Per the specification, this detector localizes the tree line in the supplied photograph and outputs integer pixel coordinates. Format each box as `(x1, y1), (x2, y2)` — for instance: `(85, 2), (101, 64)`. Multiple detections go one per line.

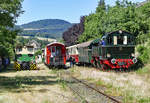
(63, 0), (150, 45)
(63, 0), (150, 64)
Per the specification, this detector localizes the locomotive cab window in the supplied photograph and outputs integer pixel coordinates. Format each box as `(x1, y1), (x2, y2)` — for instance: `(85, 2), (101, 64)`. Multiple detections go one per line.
(113, 36), (117, 45)
(123, 36), (127, 45)
(107, 36), (113, 45)
(113, 35), (128, 45)
(117, 35), (124, 45)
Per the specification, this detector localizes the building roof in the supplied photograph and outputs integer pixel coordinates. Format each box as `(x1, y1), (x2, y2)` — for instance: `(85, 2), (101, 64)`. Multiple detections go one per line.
(27, 40), (41, 48)
(106, 30), (131, 35)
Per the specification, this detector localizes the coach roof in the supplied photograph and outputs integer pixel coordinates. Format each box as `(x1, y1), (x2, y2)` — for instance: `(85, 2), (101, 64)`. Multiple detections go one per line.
(46, 42), (65, 47)
(77, 40), (94, 48)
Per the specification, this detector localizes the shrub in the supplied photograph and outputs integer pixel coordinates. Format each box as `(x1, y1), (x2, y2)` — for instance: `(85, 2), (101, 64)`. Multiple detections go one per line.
(137, 45), (150, 64)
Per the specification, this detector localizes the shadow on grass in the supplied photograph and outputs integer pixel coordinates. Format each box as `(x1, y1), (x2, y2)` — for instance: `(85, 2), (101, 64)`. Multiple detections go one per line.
(0, 75), (75, 93)
(0, 63), (17, 73)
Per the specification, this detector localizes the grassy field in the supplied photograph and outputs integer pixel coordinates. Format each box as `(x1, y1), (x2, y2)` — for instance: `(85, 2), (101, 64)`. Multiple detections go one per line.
(0, 64), (74, 103)
(17, 36), (56, 42)
(0, 63), (150, 103)
(69, 66), (150, 103)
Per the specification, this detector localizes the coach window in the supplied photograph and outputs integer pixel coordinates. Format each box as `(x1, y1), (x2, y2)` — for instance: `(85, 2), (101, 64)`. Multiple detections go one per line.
(51, 47), (56, 57)
(71, 48), (73, 54)
(56, 47), (61, 55)
(69, 49), (71, 55)
(76, 48), (79, 55)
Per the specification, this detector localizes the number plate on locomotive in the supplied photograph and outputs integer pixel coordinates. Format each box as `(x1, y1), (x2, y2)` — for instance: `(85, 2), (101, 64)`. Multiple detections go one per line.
(118, 62), (125, 65)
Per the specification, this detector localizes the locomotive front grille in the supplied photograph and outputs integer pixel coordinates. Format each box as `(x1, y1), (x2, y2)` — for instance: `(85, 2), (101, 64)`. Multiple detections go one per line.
(21, 62), (30, 70)
(106, 46), (134, 59)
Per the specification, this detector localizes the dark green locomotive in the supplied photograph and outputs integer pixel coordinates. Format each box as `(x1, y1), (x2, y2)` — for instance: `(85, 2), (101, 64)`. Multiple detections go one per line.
(91, 30), (137, 69)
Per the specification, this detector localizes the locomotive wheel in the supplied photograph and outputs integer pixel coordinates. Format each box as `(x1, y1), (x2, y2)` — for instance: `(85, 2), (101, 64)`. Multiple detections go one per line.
(97, 62), (102, 70)
(101, 64), (108, 71)
(93, 61), (97, 68)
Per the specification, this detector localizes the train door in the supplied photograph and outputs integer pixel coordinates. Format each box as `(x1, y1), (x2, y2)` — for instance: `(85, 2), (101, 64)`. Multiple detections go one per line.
(55, 46), (62, 65)
(50, 46), (56, 65)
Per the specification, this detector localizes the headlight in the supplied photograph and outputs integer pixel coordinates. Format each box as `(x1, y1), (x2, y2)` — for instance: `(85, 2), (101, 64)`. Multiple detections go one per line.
(132, 58), (137, 64)
(107, 53), (111, 58)
(131, 53), (135, 57)
(111, 59), (116, 64)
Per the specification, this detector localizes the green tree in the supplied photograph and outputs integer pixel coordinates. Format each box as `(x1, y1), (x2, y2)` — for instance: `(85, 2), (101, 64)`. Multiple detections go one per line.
(0, 0), (23, 58)
(96, 0), (106, 13)
(79, 0), (150, 43)
(79, 0), (106, 42)
(35, 50), (42, 56)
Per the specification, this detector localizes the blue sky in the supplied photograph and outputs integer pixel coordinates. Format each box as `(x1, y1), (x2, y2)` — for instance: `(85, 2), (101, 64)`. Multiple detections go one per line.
(16, 0), (145, 25)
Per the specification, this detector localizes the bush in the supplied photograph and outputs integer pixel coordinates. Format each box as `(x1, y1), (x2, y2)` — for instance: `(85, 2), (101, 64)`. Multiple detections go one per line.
(130, 58), (144, 70)
(137, 45), (150, 64)
(35, 50), (42, 56)
(137, 45), (146, 55)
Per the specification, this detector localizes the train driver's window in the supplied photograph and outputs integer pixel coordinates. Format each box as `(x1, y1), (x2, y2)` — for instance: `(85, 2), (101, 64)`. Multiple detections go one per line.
(117, 36), (123, 45)
(19, 48), (22, 52)
(113, 36), (117, 45)
(123, 36), (127, 45)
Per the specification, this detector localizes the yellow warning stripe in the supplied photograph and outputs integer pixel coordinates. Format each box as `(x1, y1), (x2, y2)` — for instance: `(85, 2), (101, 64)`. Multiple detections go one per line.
(14, 62), (21, 71)
(30, 64), (37, 70)
(14, 62), (37, 70)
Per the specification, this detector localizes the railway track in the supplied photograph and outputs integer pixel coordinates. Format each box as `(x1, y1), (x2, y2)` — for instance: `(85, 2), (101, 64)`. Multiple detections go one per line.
(61, 71), (122, 103)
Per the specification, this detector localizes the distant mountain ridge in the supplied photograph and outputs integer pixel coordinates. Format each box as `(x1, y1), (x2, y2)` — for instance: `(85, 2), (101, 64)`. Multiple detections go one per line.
(17, 19), (73, 39)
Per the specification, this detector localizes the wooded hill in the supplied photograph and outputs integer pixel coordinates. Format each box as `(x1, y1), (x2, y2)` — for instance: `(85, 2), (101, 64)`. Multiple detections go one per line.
(17, 19), (73, 39)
